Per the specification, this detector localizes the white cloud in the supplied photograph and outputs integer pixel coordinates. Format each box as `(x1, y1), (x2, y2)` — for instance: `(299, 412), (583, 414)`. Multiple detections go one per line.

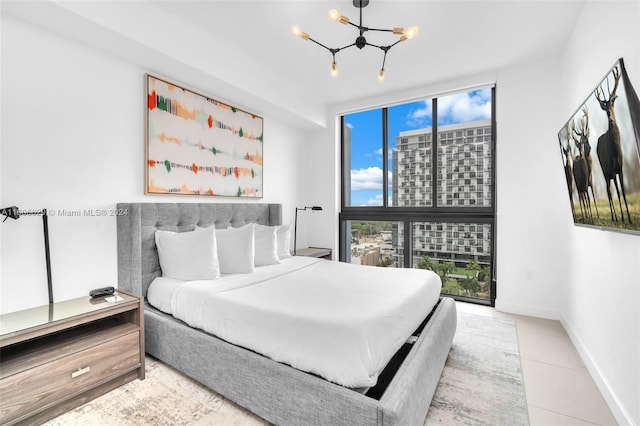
(407, 100), (432, 127)
(350, 167), (393, 190)
(360, 194), (384, 207)
(345, 122), (354, 129)
(351, 167), (383, 190)
(438, 89), (491, 123)
(405, 89), (491, 128)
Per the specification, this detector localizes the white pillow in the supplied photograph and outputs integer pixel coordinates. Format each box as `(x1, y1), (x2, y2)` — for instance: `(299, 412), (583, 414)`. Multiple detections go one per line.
(215, 224), (255, 273)
(155, 227), (220, 280)
(254, 224), (281, 266)
(276, 225), (292, 259)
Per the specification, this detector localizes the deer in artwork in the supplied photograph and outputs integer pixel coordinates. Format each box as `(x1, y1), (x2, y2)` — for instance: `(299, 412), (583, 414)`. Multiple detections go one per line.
(573, 106), (599, 220)
(572, 118), (594, 224)
(561, 136), (575, 217)
(595, 66), (632, 223)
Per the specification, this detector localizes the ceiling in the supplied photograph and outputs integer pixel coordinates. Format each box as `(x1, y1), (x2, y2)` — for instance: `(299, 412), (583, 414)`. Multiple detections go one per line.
(2, 0), (586, 128)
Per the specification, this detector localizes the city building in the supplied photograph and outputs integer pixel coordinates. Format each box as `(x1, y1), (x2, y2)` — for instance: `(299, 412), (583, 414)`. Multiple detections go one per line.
(392, 120), (493, 266)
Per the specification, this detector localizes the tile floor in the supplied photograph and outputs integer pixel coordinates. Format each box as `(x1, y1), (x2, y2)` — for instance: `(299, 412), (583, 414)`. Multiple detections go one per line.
(456, 302), (618, 426)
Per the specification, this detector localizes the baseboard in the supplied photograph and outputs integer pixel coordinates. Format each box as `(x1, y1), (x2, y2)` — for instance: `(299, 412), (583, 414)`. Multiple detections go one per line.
(494, 299), (560, 320)
(560, 316), (636, 426)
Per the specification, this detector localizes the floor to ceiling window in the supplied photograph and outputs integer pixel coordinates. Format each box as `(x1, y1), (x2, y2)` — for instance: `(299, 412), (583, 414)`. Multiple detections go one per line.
(340, 86), (496, 305)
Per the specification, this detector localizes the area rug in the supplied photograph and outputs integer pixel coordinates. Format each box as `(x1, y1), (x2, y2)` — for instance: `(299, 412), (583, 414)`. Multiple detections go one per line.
(425, 312), (529, 425)
(45, 312), (528, 426)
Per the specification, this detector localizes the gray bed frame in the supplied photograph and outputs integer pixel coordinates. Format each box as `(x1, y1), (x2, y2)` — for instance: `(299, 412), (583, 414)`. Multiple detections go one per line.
(116, 202), (457, 426)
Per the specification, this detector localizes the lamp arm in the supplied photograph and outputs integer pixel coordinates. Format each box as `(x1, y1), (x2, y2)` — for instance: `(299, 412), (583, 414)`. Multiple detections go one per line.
(366, 42), (398, 51)
(335, 43), (356, 52)
(307, 37), (333, 52)
(365, 27), (394, 33)
(346, 21), (360, 31)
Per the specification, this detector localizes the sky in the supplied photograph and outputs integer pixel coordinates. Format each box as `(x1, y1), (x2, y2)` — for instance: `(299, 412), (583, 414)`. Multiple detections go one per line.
(346, 88), (492, 206)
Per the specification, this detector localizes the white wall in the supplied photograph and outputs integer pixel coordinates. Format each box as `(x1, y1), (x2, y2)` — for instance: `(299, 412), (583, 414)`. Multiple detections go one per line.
(493, 56), (572, 319)
(558, 2), (640, 424)
(0, 15), (305, 314)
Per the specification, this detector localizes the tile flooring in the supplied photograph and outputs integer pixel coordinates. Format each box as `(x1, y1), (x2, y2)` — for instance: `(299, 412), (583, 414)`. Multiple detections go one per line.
(456, 302), (618, 426)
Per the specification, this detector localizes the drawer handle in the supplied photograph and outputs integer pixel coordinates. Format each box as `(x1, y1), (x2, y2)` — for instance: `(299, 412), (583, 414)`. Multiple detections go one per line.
(71, 366), (91, 378)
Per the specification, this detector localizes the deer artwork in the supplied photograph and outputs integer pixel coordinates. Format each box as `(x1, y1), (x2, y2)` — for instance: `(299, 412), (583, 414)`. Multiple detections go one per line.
(573, 106), (600, 220)
(561, 136), (575, 217)
(572, 117), (594, 223)
(595, 66), (632, 223)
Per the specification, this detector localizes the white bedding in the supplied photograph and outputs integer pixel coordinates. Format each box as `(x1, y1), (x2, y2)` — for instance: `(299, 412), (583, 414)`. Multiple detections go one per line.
(147, 257), (442, 388)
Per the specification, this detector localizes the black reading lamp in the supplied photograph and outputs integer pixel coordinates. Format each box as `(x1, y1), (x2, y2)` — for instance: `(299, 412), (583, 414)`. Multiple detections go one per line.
(1, 206), (54, 304)
(294, 206), (323, 255)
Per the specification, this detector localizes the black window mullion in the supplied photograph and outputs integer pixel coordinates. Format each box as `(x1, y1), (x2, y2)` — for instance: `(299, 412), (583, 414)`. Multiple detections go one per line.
(340, 115), (348, 210)
(431, 98), (438, 207)
(404, 218), (411, 267)
(382, 108), (389, 207)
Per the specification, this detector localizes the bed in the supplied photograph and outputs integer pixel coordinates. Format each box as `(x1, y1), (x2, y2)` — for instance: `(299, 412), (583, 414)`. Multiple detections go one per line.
(116, 202), (457, 426)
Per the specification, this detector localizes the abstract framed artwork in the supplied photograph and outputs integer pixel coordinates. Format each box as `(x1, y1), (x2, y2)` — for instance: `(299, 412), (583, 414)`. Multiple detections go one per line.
(557, 58), (640, 235)
(146, 74), (263, 198)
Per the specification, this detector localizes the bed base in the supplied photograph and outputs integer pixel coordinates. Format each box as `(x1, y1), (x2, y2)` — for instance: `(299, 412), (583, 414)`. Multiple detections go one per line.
(116, 203), (456, 426)
(144, 298), (455, 426)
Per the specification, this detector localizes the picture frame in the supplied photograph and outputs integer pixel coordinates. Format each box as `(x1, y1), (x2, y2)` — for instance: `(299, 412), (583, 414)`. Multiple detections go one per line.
(145, 74), (263, 198)
(557, 58), (640, 235)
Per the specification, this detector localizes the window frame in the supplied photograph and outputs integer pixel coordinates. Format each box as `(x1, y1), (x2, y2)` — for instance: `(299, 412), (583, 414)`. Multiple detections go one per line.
(339, 87), (497, 306)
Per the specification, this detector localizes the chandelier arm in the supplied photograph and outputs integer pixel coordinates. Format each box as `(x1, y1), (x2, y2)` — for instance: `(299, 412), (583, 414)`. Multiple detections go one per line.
(336, 43), (357, 51)
(364, 42), (387, 50)
(307, 37), (334, 52)
(365, 27), (394, 33)
(381, 49), (388, 69)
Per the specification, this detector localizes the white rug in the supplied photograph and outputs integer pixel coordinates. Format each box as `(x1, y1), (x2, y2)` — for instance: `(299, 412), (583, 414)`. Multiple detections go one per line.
(426, 312), (529, 425)
(46, 312), (528, 425)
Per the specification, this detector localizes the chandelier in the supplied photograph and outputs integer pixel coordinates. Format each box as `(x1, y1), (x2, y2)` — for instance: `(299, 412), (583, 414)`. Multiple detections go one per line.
(291, 0), (419, 81)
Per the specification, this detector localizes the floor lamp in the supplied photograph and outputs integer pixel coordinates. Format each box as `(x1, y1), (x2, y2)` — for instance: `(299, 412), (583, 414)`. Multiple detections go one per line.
(1, 206), (54, 304)
(294, 206), (322, 255)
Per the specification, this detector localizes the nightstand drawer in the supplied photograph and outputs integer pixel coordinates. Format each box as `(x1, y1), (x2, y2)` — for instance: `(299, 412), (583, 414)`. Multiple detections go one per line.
(0, 331), (140, 424)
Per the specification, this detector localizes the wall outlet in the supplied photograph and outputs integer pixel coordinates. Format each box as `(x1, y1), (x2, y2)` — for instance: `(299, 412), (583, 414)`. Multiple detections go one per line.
(525, 270), (534, 280)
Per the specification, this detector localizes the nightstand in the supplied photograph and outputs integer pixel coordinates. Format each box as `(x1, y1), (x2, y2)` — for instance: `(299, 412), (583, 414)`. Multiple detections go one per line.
(295, 247), (332, 260)
(0, 290), (144, 425)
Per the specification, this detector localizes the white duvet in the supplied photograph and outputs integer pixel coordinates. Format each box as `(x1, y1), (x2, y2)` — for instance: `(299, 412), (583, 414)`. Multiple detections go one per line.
(147, 257), (441, 388)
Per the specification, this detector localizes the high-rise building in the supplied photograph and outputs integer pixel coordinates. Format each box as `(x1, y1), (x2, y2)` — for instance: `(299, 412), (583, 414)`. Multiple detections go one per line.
(392, 119), (493, 266)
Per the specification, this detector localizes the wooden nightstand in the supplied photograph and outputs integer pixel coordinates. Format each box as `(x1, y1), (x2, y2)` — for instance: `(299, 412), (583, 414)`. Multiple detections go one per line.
(0, 290), (144, 425)
(295, 247), (332, 260)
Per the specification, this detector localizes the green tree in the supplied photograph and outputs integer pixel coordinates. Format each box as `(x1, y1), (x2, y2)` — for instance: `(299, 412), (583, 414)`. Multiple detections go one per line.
(443, 279), (463, 296)
(438, 261), (455, 282)
(467, 260), (480, 272)
(461, 276), (481, 296)
(417, 256), (436, 271)
(478, 266), (491, 282)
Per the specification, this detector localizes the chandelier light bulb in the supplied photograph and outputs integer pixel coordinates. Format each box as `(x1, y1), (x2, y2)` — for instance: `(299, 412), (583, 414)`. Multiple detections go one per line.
(403, 26), (419, 39)
(291, 26), (310, 40)
(329, 9), (350, 24)
(331, 61), (338, 77)
(378, 69), (385, 82)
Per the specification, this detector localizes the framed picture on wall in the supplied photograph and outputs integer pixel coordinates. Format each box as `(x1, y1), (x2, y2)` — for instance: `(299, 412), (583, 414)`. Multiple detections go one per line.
(145, 74), (263, 198)
(557, 58), (640, 235)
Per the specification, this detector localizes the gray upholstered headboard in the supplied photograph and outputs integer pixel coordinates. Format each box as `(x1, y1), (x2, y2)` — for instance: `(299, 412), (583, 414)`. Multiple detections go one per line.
(116, 203), (282, 298)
